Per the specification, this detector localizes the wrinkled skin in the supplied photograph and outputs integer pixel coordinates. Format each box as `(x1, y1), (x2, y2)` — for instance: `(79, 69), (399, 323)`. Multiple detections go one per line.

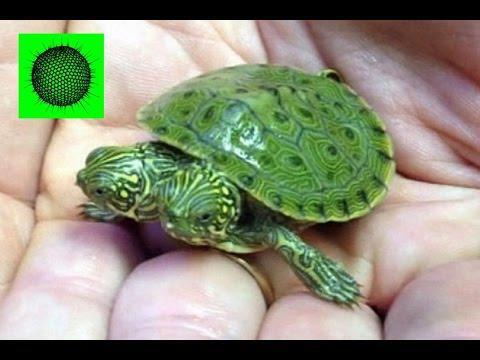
(0, 20), (479, 339)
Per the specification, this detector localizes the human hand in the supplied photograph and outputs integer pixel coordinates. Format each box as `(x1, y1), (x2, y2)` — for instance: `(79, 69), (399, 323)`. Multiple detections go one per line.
(0, 20), (478, 339)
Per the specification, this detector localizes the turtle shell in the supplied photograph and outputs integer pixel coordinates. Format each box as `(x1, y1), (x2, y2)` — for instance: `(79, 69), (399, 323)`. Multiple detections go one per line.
(137, 64), (395, 222)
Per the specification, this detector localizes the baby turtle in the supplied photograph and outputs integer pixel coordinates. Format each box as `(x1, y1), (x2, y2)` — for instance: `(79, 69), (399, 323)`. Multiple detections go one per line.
(77, 64), (395, 306)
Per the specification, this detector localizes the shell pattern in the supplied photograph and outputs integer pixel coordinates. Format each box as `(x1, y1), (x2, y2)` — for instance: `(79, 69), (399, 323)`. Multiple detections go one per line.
(138, 64), (395, 223)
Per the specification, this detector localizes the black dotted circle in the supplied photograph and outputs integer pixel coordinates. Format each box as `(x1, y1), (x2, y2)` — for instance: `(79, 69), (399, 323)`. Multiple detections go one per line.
(31, 45), (91, 106)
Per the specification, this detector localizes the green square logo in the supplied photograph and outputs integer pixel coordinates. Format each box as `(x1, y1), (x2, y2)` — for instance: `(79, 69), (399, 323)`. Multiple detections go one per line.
(19, 33), (104, 119)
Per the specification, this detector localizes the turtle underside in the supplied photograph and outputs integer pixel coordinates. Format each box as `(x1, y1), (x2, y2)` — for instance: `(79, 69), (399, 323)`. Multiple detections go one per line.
(137, 64), (395, 223)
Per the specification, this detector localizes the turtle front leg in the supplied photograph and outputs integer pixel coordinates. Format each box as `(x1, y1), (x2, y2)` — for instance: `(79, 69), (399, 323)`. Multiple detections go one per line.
(265, 226), (362, 306)
(79, 201), (121, 222)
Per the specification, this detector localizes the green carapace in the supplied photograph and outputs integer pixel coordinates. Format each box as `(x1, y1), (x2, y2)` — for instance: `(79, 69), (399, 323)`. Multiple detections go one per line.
(77, 64), (395, 306)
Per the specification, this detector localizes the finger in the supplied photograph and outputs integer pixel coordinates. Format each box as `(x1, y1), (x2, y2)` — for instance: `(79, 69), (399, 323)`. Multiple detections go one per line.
(307, 21), (480, 189)
(257, 20), (326, 71)
(0, 20), (65, 202)
(0, 221), (143, 339)
(109, 250), (266, 339)
(0, 193), (34, 301)
(258, 293), (382, 339)
(385, 260), (480, 339)
(66, 20), (265, 127)
(365, 177), (480, 309)
(139, 222), (190, 255)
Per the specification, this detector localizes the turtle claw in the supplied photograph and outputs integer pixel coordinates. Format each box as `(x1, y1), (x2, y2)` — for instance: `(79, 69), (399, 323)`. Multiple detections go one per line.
(344, 292), (366, 309)
(77, 202), (119, 222)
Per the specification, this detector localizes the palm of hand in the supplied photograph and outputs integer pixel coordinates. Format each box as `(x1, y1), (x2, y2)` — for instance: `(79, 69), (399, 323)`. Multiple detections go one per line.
(0, 20), (479, 339)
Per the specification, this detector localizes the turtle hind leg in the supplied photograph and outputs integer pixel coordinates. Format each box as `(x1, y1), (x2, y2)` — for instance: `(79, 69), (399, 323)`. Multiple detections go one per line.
(79, 202), (121, 222)
(267, 226), (362, 307)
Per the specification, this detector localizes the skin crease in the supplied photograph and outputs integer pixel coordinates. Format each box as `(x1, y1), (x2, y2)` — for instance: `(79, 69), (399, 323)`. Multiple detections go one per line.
(0, 20), (479, 339)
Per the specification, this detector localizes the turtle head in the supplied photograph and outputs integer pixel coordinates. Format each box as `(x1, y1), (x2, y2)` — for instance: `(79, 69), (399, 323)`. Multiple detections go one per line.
(77, 145), (148, 220)
(157, 166), (242, 243)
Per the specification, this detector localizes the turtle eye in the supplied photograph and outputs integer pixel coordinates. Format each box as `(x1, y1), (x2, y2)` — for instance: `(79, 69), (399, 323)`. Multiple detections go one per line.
(94, 187), (106, 196)
(196, 213), (212, 223)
